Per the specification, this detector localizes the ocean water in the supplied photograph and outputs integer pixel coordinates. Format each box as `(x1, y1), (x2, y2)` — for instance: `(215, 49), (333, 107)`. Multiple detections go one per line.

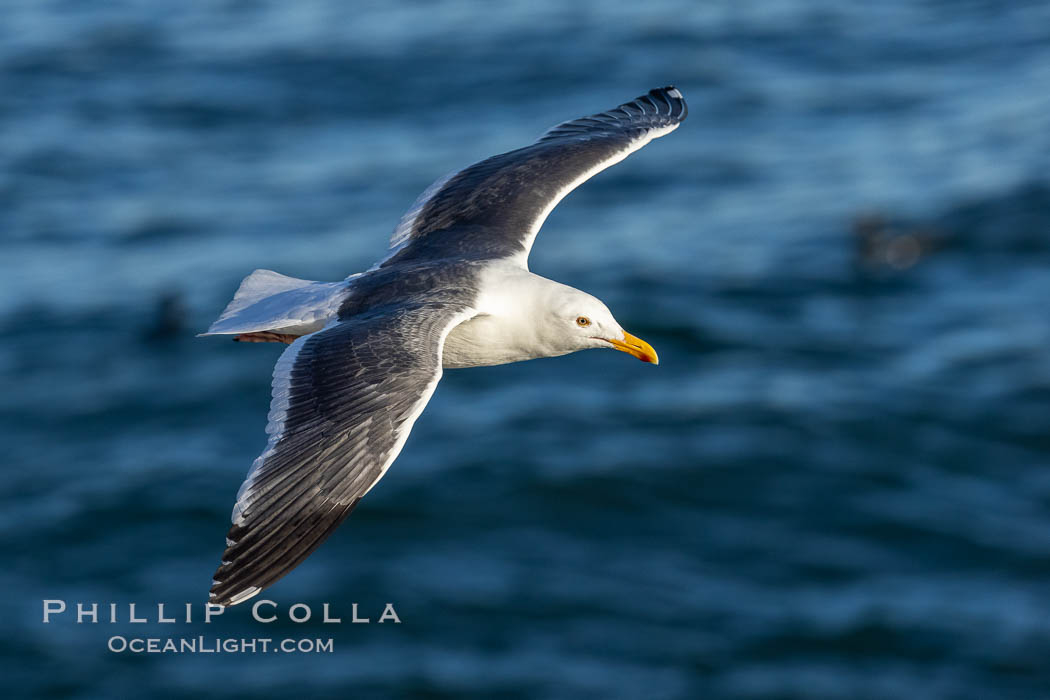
(3, 1), (1050, 698)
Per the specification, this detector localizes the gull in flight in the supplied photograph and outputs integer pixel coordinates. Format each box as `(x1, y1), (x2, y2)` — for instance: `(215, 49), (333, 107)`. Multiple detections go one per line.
(202, 86), (687, 605)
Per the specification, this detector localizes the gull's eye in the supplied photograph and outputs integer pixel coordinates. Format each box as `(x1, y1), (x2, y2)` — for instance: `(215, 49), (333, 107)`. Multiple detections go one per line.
(576, 316), (591, 327)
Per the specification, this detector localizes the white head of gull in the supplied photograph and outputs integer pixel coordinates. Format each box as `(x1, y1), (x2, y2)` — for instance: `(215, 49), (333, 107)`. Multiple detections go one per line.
(200, 86), (687, 606)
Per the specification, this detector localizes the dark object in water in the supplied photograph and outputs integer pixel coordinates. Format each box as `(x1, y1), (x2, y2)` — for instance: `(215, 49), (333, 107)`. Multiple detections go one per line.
(853, 213), (944, 271)
(144, 291), (187, 341)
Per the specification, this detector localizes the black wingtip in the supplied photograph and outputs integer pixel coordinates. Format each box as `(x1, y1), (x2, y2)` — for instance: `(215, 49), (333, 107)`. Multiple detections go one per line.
(649, 86), (687, 119)
(207, 497), (363, 608)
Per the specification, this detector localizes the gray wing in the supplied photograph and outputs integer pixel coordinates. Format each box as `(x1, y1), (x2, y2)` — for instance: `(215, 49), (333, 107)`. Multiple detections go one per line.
(210, 301), (474, 606)
(382, 86), (687, 268)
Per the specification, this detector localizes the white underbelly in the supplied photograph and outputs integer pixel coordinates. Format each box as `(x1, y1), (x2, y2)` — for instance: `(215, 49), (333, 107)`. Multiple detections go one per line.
(443, 314), (540, 368)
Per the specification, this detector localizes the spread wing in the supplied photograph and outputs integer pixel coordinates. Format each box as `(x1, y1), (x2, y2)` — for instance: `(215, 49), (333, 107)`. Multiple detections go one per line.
(209, 301), (474, 606)
(381, 86), (687, 269)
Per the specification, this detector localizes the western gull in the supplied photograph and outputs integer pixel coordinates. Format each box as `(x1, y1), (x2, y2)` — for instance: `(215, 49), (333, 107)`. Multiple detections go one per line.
(202, 86), (687, 606)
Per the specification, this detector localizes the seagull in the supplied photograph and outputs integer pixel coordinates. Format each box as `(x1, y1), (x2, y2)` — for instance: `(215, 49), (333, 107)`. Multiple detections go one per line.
(202, 86), (687, 606)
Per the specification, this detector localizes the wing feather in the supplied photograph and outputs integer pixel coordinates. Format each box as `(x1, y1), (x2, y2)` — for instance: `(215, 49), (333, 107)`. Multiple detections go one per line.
(209, 302), (474, 606)
(381, 86), (687, 268)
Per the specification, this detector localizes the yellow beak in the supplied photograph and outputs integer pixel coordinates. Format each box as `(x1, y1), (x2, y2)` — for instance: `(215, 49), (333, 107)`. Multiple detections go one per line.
(606, 331), (659, 365)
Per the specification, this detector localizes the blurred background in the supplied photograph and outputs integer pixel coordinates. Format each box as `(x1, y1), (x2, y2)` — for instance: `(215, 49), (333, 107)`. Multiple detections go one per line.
(3, 1), (1049, 698)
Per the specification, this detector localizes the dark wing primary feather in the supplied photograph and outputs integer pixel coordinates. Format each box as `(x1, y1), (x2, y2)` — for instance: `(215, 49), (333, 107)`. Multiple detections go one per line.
(382, 86), (687, 268)
(210, 301), (474, 606)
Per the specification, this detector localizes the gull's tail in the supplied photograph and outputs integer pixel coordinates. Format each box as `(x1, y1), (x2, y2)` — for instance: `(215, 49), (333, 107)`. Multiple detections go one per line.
(199, 269), (348, 338)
